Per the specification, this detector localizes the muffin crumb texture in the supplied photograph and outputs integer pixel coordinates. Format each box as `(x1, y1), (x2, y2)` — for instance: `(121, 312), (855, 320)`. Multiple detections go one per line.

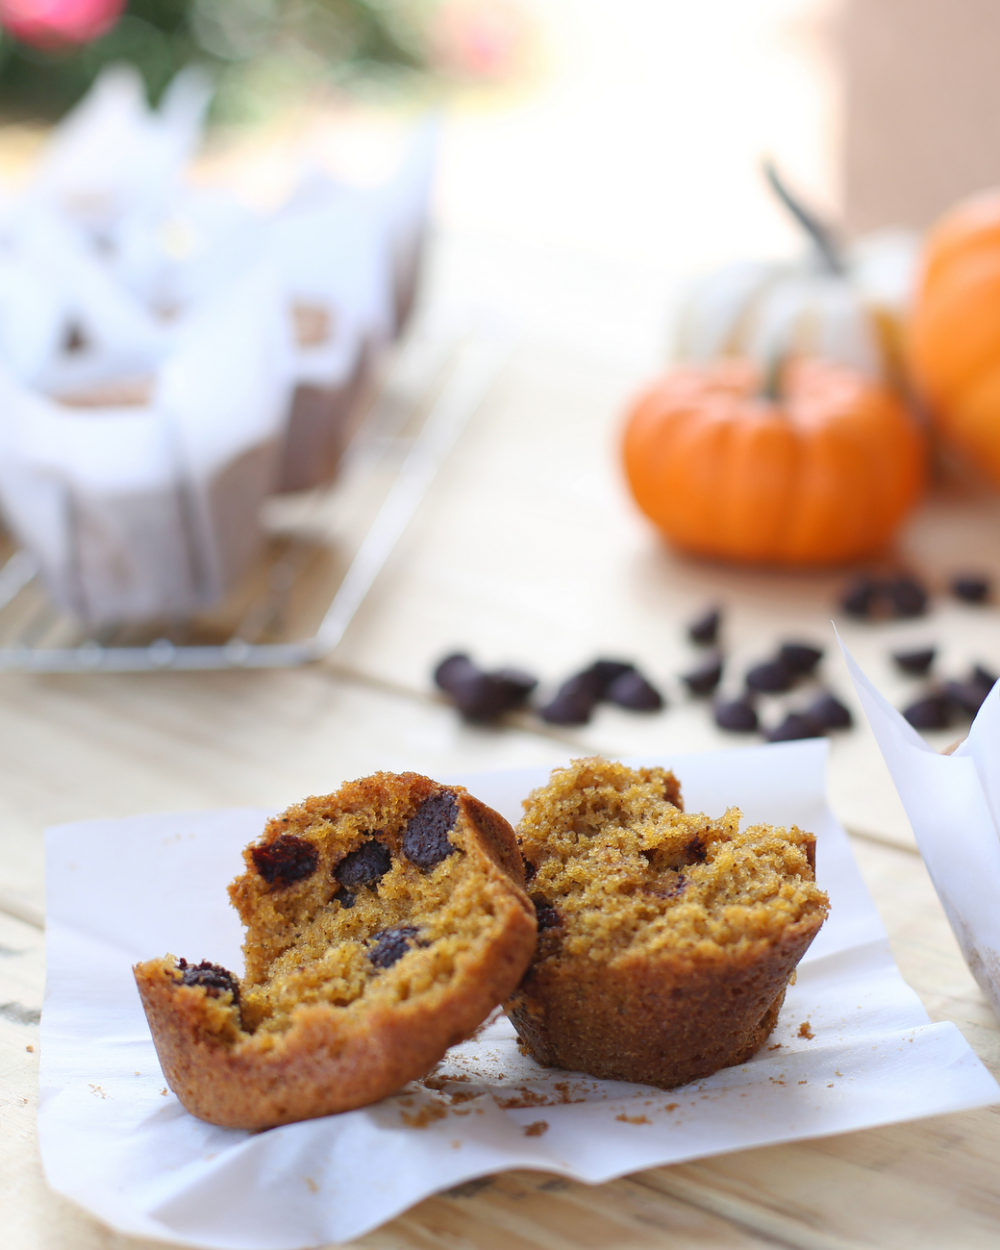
(506, 757), (828, 1089)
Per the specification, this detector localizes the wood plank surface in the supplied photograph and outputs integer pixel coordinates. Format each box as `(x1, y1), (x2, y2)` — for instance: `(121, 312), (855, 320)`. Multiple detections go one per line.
(2, 296), (1000, 1250)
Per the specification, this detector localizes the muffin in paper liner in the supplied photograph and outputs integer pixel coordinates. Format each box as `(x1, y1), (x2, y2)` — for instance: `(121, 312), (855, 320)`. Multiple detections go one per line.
(0, 267), (292, 626)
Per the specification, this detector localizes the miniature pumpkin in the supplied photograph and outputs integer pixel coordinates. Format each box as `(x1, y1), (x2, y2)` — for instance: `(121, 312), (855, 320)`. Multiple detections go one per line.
(908, 189), (1000, 482)
(674, 163), (918, 386)
(622, 358), (926, 566)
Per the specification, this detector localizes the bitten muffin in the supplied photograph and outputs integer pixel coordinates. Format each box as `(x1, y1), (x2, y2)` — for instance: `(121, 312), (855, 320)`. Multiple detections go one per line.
(134, 772), (536, 1130)
(505, 757), (829, 1088)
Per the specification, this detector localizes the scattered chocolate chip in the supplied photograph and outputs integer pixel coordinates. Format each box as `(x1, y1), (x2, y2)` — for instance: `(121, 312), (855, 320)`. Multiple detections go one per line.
(581, 658), (637, 696)
(433, 653), (538, 722)
(368, 926), (420, 969)
(951, 573), (992, 604)
(402, 790), (459, 869)
(901, 693), (954, 731)
(886, 575), (929, 618)
(777, 641), (824, 676)
(334, 838), (392, 891)
(803, 691), (853, 731)
(839, 576), (878, 619)
(765, 711), (825, 742)
(681, 653), (724, 697)
(178, 959), (241, 1007)
(538, 675), (597, 725)
(746, 657), (796, 694)
(892, 646), (937, 676)
(687, 606), (722, 646)
(943, 679), (989, 718)
(531, 896), (561, 931)
(251, 834), (319, 886)
(971, 663), (998, 691)
(433, 651), (477, 693)
(713, 695), (758, 733)
(605, 668), (664, 711)
(492, 667), (538, 705)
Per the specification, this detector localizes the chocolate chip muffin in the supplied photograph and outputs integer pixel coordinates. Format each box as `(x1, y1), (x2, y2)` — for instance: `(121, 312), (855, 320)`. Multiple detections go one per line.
(505, 757), (828, 1089)
(134, 773), (536, 1130)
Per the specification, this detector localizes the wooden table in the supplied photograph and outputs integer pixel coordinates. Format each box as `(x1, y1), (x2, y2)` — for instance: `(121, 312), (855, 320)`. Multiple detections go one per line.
(3, 237), (1000, 1250)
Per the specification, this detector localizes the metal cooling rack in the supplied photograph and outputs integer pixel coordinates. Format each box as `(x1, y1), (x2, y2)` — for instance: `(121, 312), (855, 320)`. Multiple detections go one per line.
(0, 336), (507, 672)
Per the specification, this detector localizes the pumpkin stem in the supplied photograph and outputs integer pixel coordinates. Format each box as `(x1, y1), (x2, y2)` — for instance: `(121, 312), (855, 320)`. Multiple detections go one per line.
(763, 158), (846, 276)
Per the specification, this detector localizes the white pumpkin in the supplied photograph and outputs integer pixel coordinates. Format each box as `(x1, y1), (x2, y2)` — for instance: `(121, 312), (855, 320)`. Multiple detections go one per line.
(672, 165), (920, 384)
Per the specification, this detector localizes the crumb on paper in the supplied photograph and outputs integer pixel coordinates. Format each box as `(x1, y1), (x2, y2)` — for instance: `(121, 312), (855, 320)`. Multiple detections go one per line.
(523, 1120), (549, 1137)
(88, 1083), (108, 1099)
(160, 1088), (169, 1097)
(663, 1102), (679, 1112)
(400, 1103), (448, 1128)
(451, 1139), (462, 1149)
(25, 1044), (34, 1053)
(798, 1020), (815, 1040)
(768, 1042), (782, 1050)
(304, 1177), (318, 1194)
(615, 1113), (650, 1125)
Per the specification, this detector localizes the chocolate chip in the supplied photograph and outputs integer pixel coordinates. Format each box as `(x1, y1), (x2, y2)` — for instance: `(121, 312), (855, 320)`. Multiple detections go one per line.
(581, 658), (636, 697)
(803, 691), (853, 731)
(433, 653), (538, 722)
(681, 653), (723, 697)
(492, 667), (538, 704)
(943, 679), (989, 718)
(368, 926), (420, 969)
(334, 838), (392, 891)
(178, 959), (241, 1007)
(433, 651), (477, 693)
(687, 606), (722, 646)
(605, 668), (664, 711)
(839, 576), (878, 619)
(951, 574), (992, 604)
(765, 712), (824, 742)
(886, 575), (929, 618)
(972, 663), (998, 691)
(902, 693), (954, 730)
(746, 657), (796, 694)
(892, 646), (937, 676)
(531, 896), (561, 931)
(522, 858), (537, 882)
(684, 835), (708, 863)
(251, 834), (319, 886)
(338, 892), (356, 908)
(402, 790), (459, 869)
(778, 641), (824, 677)
(713, 695), (759, 733)
(538, 675), (597, 725)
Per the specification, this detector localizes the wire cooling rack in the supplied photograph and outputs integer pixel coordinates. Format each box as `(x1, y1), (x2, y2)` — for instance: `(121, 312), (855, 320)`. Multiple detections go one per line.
(0, 335), (507, 672)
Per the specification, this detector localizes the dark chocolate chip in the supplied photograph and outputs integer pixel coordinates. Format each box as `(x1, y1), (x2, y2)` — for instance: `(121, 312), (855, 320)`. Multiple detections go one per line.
(902, 693), (954, 731)
(251, 834), (319, 886)
(746, 657), (796, 694)
(804, 691), (853, 731)
(402, 790), (459, 869)
(972, 663), (998, 691)
(713, 695), (759, 733)
(522, 858), (537, 883)
(368, 926), (420, 969)
(687, 606), (722, 646)
(434, 653), (537, 721)
(605, 668), (664, 711)
(334, 838), (392, 891)
(951, 574), (992, 604)
(886, 575), (929, 618)
(492, 666), (538, 705)
(684, 835), (708, 864)
(943, 680), (987, 718)
(338, 892), (356, 909)
(178, 959), (241, 1007)
(538, 675), (597, 725)
(531, 896), (561, 931)
(839, 576), (878, 619)
(765, 712), (825, 742)
(433, 651), (477, 694)
(681, 653), (724, 697)
(581, 658), (637, 697)
(777, 641), (824, 676)
(892, 646), (937, 676)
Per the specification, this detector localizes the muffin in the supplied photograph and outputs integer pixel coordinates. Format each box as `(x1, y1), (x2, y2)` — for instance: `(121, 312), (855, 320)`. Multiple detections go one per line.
(134, 772), (536, 1130)
(505, 757), (829, 1088)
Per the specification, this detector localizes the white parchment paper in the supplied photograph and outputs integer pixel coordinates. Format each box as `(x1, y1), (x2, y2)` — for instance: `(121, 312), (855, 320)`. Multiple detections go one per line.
(39, 742), (1000, 1249)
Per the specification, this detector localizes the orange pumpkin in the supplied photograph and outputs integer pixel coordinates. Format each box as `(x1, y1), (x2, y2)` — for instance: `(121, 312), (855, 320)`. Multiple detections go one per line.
(909, 190), (1000, 482)
(621, 359), (926, 566)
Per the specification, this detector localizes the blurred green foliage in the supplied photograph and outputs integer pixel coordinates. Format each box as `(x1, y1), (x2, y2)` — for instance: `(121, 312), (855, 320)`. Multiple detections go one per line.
(0, 0), (434, 121)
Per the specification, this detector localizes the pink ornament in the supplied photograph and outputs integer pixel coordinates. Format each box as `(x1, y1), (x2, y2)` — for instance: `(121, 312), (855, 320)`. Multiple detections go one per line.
(0, 0), (125, 48)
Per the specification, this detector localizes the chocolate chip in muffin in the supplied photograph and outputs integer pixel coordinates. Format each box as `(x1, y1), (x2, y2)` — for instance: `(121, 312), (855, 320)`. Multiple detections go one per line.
(531, 896), (562, 931)
(368, 926), (421, 969)
(892, 646), (937, 676)
(713, 695), (759, 733)
(950, 573), (992, 605)
(178, 959), (241, 1007)
(681, 653), (724, 697)
(334, 838), (392, 891)
(777, 641), (824, 677)
(605, 668), (664, 711)
(402, 791), (459, 869)
(687, 606), (722, 646)
(251, 834), (319, 886)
